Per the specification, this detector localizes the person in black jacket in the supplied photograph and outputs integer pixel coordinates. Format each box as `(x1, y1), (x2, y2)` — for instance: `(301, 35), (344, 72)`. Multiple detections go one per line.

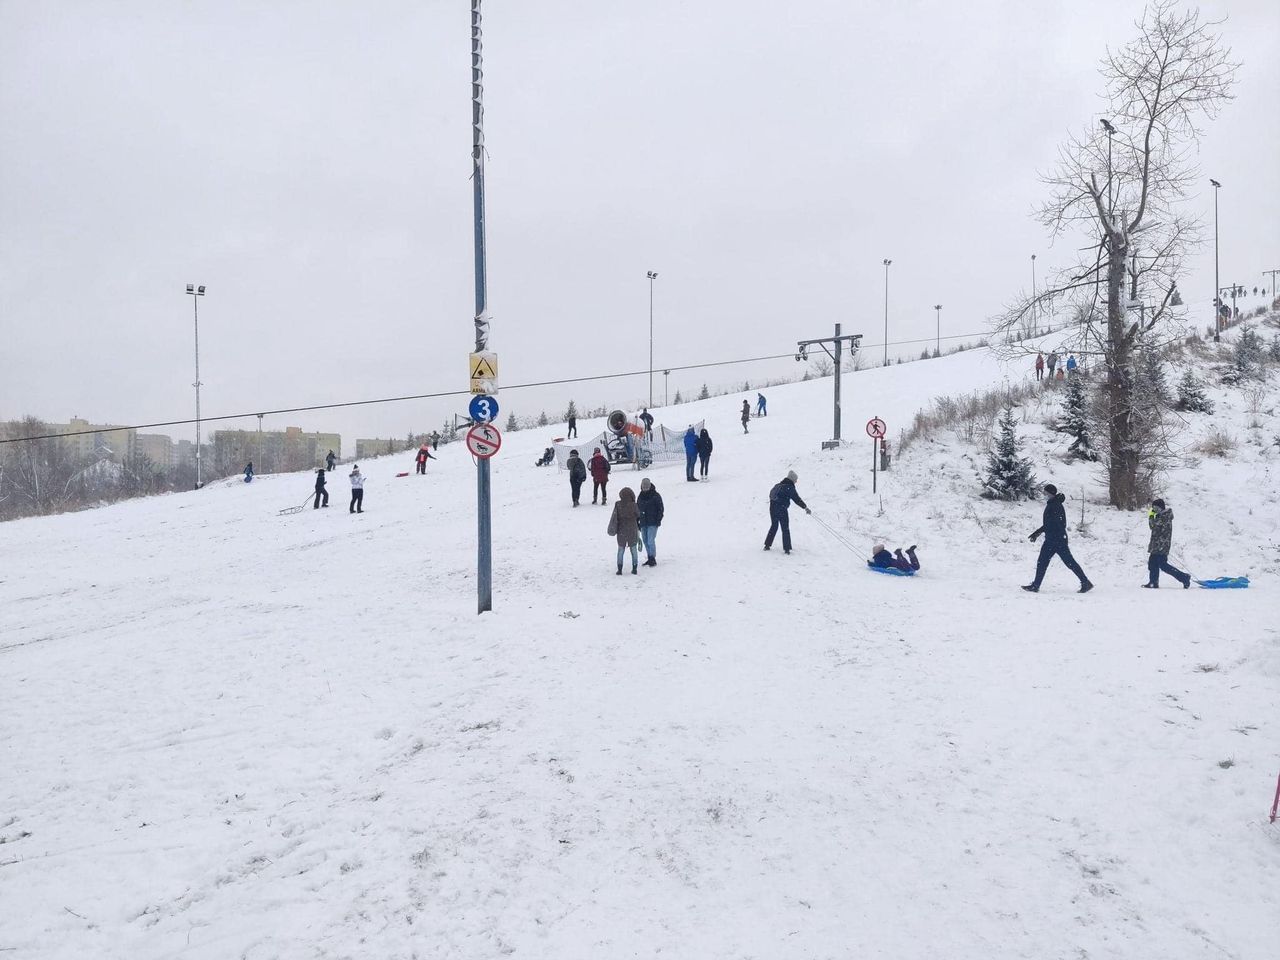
(764, 470), (810, 554)
(637, 477), (664, 566)
(1023, 483), (1092, 593)
(566, 449), (587, 507)
(696, 428), (713, 478)
(313, 468), (330, 509)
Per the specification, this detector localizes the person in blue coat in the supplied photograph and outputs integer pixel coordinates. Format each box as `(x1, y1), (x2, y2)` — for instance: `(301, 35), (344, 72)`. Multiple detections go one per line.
(764, 470), (810, 554)
(683, 427), (698, 482)
(243, 461), (254, 483)
(756, 392), (767, 416)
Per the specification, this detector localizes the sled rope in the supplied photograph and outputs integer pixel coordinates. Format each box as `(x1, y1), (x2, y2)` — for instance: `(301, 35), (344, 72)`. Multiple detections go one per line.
(809, 512), (870, 561)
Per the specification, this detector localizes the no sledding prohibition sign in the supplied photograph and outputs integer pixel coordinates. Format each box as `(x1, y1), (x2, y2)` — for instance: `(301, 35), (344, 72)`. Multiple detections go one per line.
(465, 423), (502, 460)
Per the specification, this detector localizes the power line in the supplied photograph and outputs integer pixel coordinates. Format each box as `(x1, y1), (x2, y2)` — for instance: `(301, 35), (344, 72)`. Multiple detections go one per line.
(0, 331), (993, 446)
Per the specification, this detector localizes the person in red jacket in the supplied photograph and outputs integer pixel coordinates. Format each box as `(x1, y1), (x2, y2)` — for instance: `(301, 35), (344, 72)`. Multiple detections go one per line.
(414, 444), (435, 475)
(588, 447), (611, 505)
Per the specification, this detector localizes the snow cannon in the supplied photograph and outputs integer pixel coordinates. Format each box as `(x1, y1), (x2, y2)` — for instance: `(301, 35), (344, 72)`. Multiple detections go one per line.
(604, 410), (647, 465)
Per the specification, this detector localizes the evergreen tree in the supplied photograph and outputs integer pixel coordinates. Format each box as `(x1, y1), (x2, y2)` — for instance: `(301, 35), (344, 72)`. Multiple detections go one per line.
(698, 383), (710, 400)
(673, 390), (683, 404)
(981, 405), (1039, 500)
(564, 399), (579, 422)
(1174, 369), (1214, 413)
(1137, 347), (1171, 408)
(537, 410), (549, 427)
(742, 380), (751, 391)
(438, 419), (455, 444)
(505, 412), (519, 432)
(1058, 375), (1099, 461)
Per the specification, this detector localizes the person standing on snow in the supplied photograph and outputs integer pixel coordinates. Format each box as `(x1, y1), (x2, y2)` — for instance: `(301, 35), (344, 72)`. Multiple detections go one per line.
(639, 408), (654, 440)
(326, 450), (336, 472)
(567, 412), (578, 439)
(741, 399), (751, 434)
(348, 464), (365, 513)
(696, 428), (713, 478)
(415, 443), (434, 475)
(1046, 350), (1059, 380)
(764, 470), (810, 554)
(313, 468), (330, 509)
(757, 392), (767, 416)
(1035, 353), (1045, 381)
(683, 427), (699, 482)
(566, 448), (587, 507)
(1023, 483), (1092, 593)
(1144, 498), (1190, 588)
(637, 477), (664, 566)
(607, 486), (641, 575)
(1066, 354), (1078, 377)
(244, 461), (254, 483)
(589, 447), (611, 505)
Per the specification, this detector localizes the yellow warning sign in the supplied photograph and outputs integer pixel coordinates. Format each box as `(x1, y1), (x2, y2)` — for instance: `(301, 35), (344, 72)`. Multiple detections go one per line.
(469, 351), (499, 395)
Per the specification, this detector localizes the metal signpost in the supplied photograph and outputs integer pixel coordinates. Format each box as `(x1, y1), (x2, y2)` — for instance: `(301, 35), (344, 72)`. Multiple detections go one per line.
(867, 416), (887, 493)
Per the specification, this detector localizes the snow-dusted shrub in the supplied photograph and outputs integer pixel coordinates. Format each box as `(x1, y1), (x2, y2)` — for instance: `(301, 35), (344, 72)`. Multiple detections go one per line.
(1174, 370), (1214, 413)
(980, 405), (1038, 500)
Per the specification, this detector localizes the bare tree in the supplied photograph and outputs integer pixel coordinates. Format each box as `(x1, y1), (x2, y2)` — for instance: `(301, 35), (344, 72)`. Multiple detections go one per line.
(995, 2), (1236, 508)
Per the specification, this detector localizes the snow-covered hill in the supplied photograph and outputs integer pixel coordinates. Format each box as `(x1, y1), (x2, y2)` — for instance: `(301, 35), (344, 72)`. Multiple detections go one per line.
(2, 329), (1277, 959)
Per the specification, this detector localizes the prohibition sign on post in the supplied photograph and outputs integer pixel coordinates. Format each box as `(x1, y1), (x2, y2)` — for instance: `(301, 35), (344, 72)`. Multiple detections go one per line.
(465, 423), (502, 460)
(866, 417), (887, 439)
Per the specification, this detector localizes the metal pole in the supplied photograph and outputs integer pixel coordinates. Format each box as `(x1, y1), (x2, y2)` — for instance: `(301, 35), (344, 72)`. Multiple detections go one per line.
(871, 430), (877, 494)
(934, 304), (941, 355)
(1212, 179), (1220, 342)
(1031, 254), (1037, 335)
(471, 0), (492, 614)
(647, 271), (656, 409)
(193, 293), (202, 489)
(833, 322), (842, 442)
(663, 369), (670, 407)
(882, 259), (891, 365)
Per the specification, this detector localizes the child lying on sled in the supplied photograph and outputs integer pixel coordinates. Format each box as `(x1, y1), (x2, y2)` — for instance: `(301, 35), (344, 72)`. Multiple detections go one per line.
(868, 544), (919, 572)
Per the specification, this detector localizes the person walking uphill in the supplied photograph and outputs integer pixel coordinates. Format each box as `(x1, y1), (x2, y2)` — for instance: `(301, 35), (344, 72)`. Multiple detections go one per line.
(348, 464), (365, 513)
(313, 468), (329, 509)
(683, 427), (699, 482)
(589, 447), (611, 504)
(637, 477), (664, 566)
(326, 450), (336, 472)
(764, 470), (810, 554)
(608, 487), (641, 575)
(741, 399), (751, 434)
(696, 428), (713, 478)
(1144, 498), (1190, 588)
(1035, 352), (1045, 381)
(1046, 350), (1059, 380)
(566, 449), (587, 507)
(1022, 483), (1092, 593)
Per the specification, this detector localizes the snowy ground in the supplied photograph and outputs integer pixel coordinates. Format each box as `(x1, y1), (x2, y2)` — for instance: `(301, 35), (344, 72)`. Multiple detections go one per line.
(2, 330), (1278, 959)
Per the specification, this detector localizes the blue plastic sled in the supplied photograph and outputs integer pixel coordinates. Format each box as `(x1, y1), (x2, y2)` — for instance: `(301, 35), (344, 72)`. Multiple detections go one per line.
(867, 565), (917, 577)
(1194, 576), (1249, 589)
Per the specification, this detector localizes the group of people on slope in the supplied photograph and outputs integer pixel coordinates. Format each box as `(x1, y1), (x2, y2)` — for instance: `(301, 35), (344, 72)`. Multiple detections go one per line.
(312, 464), (365, 513)
(1034, 351), (1078, 382)
(563, 447), (614, 507)
(606, 477), (666, 574)
(682, 427), (714, 481)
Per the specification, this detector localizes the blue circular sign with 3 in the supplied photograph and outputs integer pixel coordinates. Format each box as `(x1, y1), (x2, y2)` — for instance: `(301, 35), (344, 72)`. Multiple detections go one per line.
(469, 395), (500, 422)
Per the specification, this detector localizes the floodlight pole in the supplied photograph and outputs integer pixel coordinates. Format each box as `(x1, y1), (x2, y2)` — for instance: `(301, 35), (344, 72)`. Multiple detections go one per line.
(647, 271), (658, 408)
(882, 259), (892, 365)
(471, 0), (492, 614)
(185, 284), (205, 489)
(1210, 178), (1221, 342)
(796, 327), (863, 444)
(934, 304), (942, 355)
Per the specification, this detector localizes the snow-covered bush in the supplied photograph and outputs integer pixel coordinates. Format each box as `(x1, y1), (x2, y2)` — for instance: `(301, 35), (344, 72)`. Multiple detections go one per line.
(980, 405), (1038, 501)
(1058, 375), (1099, 461)
(1175, 369), (1214, 413)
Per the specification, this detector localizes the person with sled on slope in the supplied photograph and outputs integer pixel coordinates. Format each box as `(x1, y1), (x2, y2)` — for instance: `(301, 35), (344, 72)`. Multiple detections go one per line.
(348, 464), (365, 513)
(535, 445), (555, 467)
(607, 486), (641, 575)
(566, 449), (587, 507)
(1144, 498), (1190, 589)
(326, 450), (336, 472)
(313, 468), (330, 509)
(589, 447), (611, 505)
(683, 427), (699, 482)
(764, 470), (810, 554)
(415, 443), (435, 475)
(869, 544), (919, 572)
(637, 477), (664, 566)
(1022, 483), (1092, 593)
(741, 399), (751, 433)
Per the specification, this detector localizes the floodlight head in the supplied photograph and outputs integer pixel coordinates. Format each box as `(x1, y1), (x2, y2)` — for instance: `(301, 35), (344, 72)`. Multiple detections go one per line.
(883, 258), (892, 266)
(934, 304), (942, 310)
(1209, 178), (1221, 188)
(647, 271), (658, 280)
(186, 284), (194, 294)
(1100, 118), (1115, 134)
(197, 285), (205, 295)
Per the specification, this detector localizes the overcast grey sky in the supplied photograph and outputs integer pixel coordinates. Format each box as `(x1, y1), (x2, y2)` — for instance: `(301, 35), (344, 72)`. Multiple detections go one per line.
(2, 0), (1277, 450)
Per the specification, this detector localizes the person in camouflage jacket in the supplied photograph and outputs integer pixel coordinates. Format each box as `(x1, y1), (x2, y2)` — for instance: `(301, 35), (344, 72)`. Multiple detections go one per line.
(1144, 498), (1190, 589)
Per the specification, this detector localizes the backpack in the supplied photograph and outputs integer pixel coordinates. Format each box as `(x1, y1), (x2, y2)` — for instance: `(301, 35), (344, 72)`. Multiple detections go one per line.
(569, 458), (586, 482)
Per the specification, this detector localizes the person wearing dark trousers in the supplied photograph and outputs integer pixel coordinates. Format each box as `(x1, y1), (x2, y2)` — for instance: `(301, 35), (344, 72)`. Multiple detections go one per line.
(566, 449), (587, 506)
(431, 431), (440, 450)
(683, 427), (698, 481)
(637, 477), (664, 565)
(589, 447), (611, 504)
(313, 469), (330, 509)
(869, 544), (919, 571)
(639, 409), (654, 440)
(696, 428), (713, 478)
(741, 400), (751, 433)
(757, 393), (767, 416)
(244, 462), (254, 483)
(567, 414), (577, 439)
(415, 444), (434, 475)
(1023, 483), (1092, 593)
(764, 470), (809, 554)
(348, 465), (365, 513)
(1144, 498), (1190, 588)
(326, 450), (336, 472)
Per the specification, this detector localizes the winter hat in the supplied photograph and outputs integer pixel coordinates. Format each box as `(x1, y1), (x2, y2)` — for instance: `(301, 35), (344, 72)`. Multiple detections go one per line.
(1043, 483), (1058, 496)
(641, 478), (652, 491)
(1152, 498), (1165, 510)
(787, 470), (798, 483)
(570, 450), (578, 456)
(872, 543), (885, 554)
